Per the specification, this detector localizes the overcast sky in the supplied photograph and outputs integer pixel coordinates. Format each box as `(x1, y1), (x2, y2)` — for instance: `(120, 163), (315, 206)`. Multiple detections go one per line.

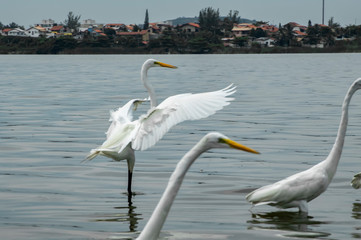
(1, 0), (360, 28)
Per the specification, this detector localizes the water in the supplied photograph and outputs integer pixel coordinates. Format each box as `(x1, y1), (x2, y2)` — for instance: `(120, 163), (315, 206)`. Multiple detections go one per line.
(1, 53), (361, 240)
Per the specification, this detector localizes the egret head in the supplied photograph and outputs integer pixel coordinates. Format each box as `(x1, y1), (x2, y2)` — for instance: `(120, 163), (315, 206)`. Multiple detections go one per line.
(143, 59), (177, 70)
(203, 132), (260, 154)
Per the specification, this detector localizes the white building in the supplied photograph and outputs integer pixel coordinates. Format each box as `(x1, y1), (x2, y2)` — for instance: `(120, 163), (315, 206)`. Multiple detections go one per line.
(8, 28), (27, 37)
(38, 19), (56, 31)
(81, 19), (96, 28)
(26, 26), (47, 38)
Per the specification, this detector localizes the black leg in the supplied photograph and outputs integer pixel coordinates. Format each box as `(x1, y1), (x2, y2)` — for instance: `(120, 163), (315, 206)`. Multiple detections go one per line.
(127, 170), (133, 196)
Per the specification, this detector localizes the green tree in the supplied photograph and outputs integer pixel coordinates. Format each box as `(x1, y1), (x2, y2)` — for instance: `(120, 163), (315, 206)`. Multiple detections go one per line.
(6, 22), (24, 29)
(344, 25), (361, 38)
(234, 36), (248, 47)
(133, 24), (141, 32)
(51, 37), (77, 54)
(250, 28), (267, 38)
(308, 20), (312, 28)
(104, 28), (116, 37)
(277, 24), (296, 47)
(305, 24), (320, 45)
(198, 7), (220, 32)
(143, 9), (149, 30)
(328, 17), (340, 28)
(221, 10), (240, 35)
(64, 11), (81, 32)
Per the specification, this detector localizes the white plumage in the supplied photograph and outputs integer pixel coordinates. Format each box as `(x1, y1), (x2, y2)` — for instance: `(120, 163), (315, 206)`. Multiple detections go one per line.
(246, 77), (361, 213)
(132, 85), (236, 151)
(85, 59), (236, 195)
(137, 132), (259, 240)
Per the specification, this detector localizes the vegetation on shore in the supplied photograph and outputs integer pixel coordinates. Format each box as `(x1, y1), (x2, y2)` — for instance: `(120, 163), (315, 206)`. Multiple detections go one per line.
(1, 7), (361, 54)
(1, 35), (360, 54)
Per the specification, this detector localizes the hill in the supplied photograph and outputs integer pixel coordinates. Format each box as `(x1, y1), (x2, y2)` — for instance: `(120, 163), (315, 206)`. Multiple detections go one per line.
(162, 16), (256, 25)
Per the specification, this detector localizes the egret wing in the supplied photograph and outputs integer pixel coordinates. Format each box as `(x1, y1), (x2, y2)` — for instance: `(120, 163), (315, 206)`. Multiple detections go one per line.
(132, 85), (236, 151)
(246, 166), (329, 206)
(106, 98), (148, 139)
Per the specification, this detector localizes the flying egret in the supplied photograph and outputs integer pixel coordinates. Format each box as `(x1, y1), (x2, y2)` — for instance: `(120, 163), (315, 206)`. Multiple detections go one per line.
(136, 132), (259, 240)
(246, 78), (361, 213)
(85, 59), (236, 196)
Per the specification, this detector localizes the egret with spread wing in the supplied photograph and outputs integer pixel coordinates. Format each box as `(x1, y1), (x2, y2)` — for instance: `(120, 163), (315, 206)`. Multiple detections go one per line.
(85, 59), (236, 195)
(137, 132), (259, 240)
(246, 78), (361, 213)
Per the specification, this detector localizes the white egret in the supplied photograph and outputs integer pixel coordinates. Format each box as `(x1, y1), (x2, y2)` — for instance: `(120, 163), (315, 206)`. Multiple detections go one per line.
(246, 78), (361, 213)
(136, 132), (260, 240)
(85, 59), (236, 195)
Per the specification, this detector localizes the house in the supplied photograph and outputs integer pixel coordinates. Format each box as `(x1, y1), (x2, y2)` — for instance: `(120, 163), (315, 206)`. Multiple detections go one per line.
(260, 24), (279, 37)
(50, 25), (65, 34)
(38, 19), (56, 31)
(1, 28), (12, 36)
(254, 37), (276, 47)
(221, 37), (237, 48)
(125, 24), (136, 32)
(81, 19), (96, 28)
(293, 30), (307, 37)
(116, 30), (149, 43)
(27, 26), (47, 38)
(148, 23), (161, 34)
(287, 22), (307, 33)
(93, 29), (107, 37)
(179, 23), (200, 34)
(232, 23), (257, 37)
(8, 28), (27, 37)
(104, 23), (126, 31)
(156, 23), (173, 32)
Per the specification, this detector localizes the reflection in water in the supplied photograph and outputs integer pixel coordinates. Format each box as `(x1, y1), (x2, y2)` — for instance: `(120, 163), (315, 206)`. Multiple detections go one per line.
(247, 211), (331, 238)
(352, 202), (361, 238)
(94, 198), (141, 232)
(352, 202), (361, 220)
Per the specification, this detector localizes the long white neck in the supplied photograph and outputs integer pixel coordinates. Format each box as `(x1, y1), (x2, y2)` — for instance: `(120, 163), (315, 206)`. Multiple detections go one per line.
(324, 83), (357, 179)
(137, 140), (208, 240)
(141, 65), (157, 108)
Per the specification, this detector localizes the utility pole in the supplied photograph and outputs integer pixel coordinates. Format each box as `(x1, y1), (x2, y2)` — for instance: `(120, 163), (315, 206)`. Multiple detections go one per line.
(322, 0), (325, 25)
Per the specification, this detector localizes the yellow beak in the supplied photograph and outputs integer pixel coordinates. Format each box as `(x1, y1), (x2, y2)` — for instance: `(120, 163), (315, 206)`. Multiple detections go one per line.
(223, 138), (260, 154)
(156, 61), (177, 69)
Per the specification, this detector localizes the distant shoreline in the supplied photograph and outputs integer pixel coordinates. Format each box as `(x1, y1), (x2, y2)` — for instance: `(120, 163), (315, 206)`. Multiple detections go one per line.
(2, 46), (360, 54)
(1, 35), (361, 55)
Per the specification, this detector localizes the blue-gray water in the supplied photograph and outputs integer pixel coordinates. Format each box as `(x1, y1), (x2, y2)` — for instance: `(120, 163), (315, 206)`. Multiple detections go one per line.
(1, 53), (361, 240)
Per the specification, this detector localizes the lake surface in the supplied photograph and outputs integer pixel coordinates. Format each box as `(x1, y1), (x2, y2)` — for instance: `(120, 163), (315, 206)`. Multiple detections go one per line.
(1, 53), (361, 240)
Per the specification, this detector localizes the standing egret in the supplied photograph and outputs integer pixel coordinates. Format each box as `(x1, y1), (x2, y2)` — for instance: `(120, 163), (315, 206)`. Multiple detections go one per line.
(246, 78), (361, 213)
(85, 59), (236, 196)
(137, 132), (260, 240)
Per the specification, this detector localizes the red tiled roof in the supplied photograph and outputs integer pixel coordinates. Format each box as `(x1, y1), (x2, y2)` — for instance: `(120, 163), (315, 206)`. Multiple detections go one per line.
(126, 25), (134, 31)
(187, 23), (200, 28)
(105, 23), (124, 26)
(50, 25), (64, 31)
(260, 25), (279, 32)
(294, 30), (307, 36)
(116, 30), (148, 36)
